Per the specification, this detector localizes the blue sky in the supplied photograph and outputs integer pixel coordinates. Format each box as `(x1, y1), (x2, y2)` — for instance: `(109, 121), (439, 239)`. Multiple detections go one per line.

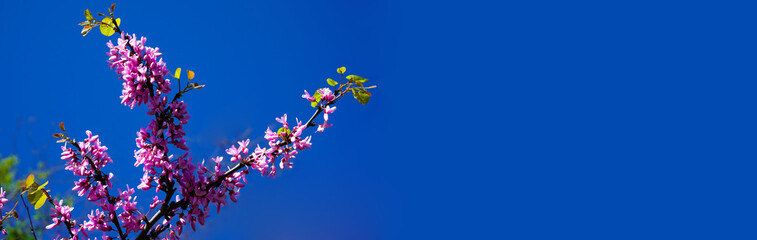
(1, 0), (756, 239)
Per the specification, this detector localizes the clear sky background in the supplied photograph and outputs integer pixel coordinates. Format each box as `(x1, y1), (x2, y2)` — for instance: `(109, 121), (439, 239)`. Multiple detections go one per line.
(0, 0), (756, 239)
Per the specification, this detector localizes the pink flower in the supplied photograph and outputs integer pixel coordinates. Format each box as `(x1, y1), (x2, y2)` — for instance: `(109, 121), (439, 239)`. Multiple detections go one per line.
(294, 136), (313, 150)
(225, 139), (250, 162)
(317, 88), (335, 102)
(150, 196), (164, 209)
(318, 105), (336, 132)
(302, 90), (315, 102)
(264, 127), (279, 141)
(324, 106), (336, 114)
(47, 200), (74, 230)
(137, 172), (153, 191)
(0, 187), (7, 210)
(276, 114), (289, 128)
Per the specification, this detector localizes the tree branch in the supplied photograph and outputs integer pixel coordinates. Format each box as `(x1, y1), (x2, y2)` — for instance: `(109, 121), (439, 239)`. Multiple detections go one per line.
(134, 91), (346, 240)
(19, 194), (38, 240)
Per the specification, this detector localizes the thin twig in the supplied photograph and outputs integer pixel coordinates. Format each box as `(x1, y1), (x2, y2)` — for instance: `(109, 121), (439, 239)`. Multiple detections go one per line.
(19, 194), (38, 240)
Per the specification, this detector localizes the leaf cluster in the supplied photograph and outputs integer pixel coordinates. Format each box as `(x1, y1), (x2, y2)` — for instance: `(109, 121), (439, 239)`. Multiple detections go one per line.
(79, 4), (121, 37)
(312, 66), (376, 107)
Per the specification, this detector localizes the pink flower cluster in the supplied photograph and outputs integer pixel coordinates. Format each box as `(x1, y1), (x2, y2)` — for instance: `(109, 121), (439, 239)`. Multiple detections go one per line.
(49, 24), (353, 239)
(257, 114), (313, 176)
(61, 131), (113, 200)
(59, 130), (144, 239)
(302, 88), (337, 132)
(46, 200), (76, 233)
(107, 33), (171, 109)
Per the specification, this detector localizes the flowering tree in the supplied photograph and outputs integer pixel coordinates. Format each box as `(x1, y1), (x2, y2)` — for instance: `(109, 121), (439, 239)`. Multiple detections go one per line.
(0, 4), (375, 240)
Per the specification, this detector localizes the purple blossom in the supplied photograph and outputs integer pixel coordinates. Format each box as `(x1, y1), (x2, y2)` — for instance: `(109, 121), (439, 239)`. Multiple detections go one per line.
(46, 200), (74, 230)
(225, 139), (250, 162)
(107, 33), (170, 109)
(82, 209), (112, 232)
(276, 114), (289, 128)
(317, 106), (336, 132)
(49, 19), (359, 239)
(302, 90), (315, 102)
(317, 88), (335, 102)
(150, 196), (164, 209)
(264, 127), (279, 141)
(324, 106), (336, 115)
(0, 187), (7, 209)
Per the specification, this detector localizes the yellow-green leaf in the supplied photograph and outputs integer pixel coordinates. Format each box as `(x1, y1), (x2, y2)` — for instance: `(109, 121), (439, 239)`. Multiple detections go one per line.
(357, 89), (370, 105)
(346, 75), (367, 83)
(25, 174), (34, 189)
(34, 194), (47, 209)
(84, 9), (94, 21)
(27, 189), (40, 206)
(100, 18), (116, 36)
(187, 70), (195, 80)
(175, 68), (182, 79)
(337, 66), (346, 74)
(38, 181), (48, 190)
(327, 78), (337, 86)
(277, 127), (291, 136)
(114, 18), (121, 28)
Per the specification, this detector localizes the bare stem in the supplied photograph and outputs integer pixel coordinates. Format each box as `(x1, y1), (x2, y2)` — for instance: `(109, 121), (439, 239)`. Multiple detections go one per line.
(19, 194), (38, 240)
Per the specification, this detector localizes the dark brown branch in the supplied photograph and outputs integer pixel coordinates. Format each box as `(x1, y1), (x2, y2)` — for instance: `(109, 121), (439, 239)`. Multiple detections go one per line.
(19, 194), (38, 240)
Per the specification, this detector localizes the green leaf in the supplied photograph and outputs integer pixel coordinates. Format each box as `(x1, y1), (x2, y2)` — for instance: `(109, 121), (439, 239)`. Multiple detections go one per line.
(84, 9), (94, 21)
(337, 66), (346, 74)
(100, 18), (116, 36)
(27, 188), (40, 205)
(357, 89), (370, 105)
(27, 186), (47, 210)
(327, 78), (338, 86)
(351, 88), (359, 99)
(276, 127), (291, 136)
(311, 91), (322, 107)
(345, 75), (367, 82)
